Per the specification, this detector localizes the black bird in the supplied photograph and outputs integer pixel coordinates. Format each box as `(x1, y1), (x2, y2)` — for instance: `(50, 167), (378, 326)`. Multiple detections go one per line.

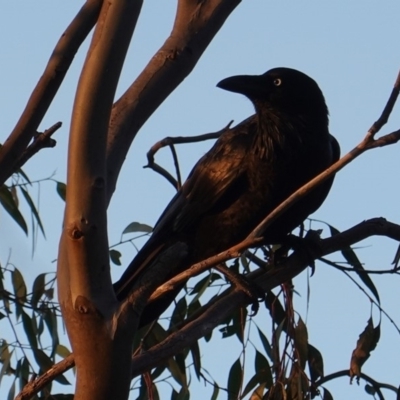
(114, 67), (340, 325)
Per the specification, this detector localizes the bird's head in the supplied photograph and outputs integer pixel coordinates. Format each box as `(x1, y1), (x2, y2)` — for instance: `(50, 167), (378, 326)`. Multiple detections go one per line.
(217, 67), (329, 127)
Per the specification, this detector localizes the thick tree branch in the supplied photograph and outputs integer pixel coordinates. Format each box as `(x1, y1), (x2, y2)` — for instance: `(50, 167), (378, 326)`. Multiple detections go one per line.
(61, 0), (141, 308)
(105, 0), (241, 202)
(0, 0), (103, 185)
(57, 2), (143, 399)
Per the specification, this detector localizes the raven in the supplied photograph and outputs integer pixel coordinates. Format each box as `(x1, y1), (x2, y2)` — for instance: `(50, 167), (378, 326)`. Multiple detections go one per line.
(114, 67), (340, 326)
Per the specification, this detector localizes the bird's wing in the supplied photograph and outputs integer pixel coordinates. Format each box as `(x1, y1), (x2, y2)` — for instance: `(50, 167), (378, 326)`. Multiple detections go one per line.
(153, 117), (256, 236)
(114, 117), (256, 301)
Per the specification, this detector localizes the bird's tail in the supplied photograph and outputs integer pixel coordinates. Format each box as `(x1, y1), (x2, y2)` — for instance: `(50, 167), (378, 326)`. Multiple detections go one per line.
(113, 240), (186, 327)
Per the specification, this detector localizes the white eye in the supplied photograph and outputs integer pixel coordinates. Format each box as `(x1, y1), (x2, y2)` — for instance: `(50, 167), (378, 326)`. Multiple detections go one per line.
(273, 78), (282, 86)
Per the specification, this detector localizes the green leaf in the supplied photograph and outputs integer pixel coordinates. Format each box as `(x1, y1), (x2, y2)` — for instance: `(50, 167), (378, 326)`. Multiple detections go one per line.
(190, 341), (201, 380)
(37, 316), (44, 336)
(255, 350), (270, 373)
(109, 249), (122, 266)
(189, 273), (220, 305)
(242, 373), (260, 398)
(167, 356), (187, 388)
(44, 310), (59, 357)
(294, 317), (308, 369)
(211, 384), (219, 400)
(33, 348), (70, 385)
(257, 326), (272, 360)
(308, 343), (324, 382)
(169, 296), (187, 330)
(56, 181), (66, 201)
(22, 310), (38, 349)
(365, 384), (376, 395)
(16, 168), (31, 184)
(0, 345), (12, 385)
(0, 185), (28, 234)
(242, 352), (272, 397)
(220, 308), (246, 343)
(323, 386), (334, 400)
(187, 299), (201, 318)
(265, 290), (286, 330)
(7, 380), (15, 400)
(31, 273), (46, 308)
(56, 344), (71, 359)
(122, 221), (152, 234)
(33, 348), (53, 372)
(328, 224), (380, 303)
(18, 357), (30, 389)
(227, 357), (242, 400)
(175, 387), (189, 400)
(20, 187), (45, 237)
(12, 268), (27, 302)
(55, 373), (70, 386)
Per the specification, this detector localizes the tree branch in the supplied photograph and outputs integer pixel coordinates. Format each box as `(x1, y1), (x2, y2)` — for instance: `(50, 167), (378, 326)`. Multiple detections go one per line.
(0, 0), (103, 185)
(57, 2), (143, 399)
(12, 122), (61, 173)
(313, 369), (398, 399)
(105, 0), (241, 202)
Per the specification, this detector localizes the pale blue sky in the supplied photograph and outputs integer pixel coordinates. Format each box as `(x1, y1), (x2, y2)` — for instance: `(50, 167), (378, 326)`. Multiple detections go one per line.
(1, 1), (400, 399)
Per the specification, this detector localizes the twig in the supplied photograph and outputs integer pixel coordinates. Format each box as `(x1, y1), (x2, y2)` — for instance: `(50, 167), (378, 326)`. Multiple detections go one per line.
(321, 258), (400, 275)
(150, 237), (261, 301)
(144, 121), (233, 189)
(368, 70), (400, 136)
(12, 122), (61, 172)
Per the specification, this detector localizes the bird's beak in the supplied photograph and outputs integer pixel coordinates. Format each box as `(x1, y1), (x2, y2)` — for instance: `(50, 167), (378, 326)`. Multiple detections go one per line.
(217, 74), (265, 98)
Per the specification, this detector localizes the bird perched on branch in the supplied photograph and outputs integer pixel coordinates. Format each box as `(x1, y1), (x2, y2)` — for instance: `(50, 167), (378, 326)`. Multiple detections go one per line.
(114, 67), (340, 326)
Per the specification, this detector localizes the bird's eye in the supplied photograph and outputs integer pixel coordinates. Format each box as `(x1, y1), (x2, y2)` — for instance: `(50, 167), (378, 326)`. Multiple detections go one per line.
(273, 78), (282, 86)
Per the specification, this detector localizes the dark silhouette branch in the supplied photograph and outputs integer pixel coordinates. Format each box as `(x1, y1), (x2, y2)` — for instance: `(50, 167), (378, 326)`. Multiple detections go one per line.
(0, 0), (103, 186)
(144, 121), (233, 189)
(368, 70), (400, 136)
(313, 369), (398, 400)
